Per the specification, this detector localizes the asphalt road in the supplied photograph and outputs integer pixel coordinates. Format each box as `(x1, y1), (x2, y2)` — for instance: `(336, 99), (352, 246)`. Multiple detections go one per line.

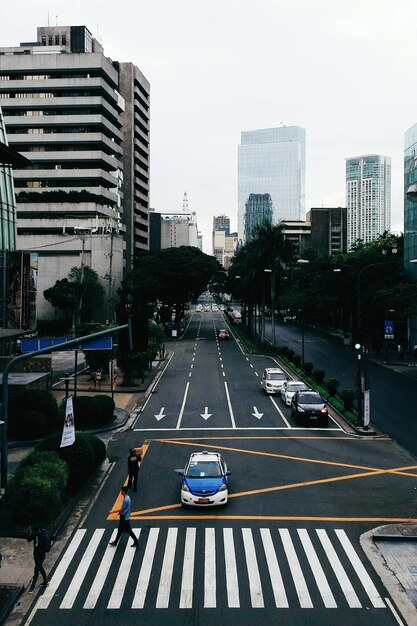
(25, 311), (417, 626)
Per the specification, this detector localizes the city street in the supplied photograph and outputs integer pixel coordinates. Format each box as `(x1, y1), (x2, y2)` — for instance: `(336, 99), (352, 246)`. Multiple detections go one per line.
(24, 310), (417, 625)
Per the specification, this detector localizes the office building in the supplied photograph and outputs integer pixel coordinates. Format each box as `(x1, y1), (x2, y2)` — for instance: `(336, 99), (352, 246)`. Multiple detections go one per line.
(213, 214), (230, 235)
(244, 193), (273, 241)
(404, 124), (417, 349)
(155, 210), (198, 249)
(238, 126), (306, 241)
(0, 25), (150, 321)
(306, 207), (347, 258)
(345, 154), (391, 249)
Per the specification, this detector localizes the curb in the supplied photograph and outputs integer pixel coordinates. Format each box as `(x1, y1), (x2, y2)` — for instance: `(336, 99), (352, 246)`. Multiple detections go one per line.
(0, 586), (24, 626)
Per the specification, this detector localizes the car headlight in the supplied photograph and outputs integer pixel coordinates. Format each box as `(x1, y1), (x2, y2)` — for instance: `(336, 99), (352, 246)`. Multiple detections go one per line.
(297, 406), (305, 412)
(181, 484), (189, 492)
(218, 484), (227, 491)
(321, 406), (328, 413)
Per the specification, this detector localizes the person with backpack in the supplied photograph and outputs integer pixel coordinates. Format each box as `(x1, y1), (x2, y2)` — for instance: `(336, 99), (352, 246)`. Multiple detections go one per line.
(127, 447), (141, 492)
(27, 527), (51, 593)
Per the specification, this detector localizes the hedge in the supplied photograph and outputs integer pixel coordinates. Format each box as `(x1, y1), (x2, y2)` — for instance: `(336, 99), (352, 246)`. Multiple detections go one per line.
(36, 433), (96, 492)
(93, 395), (115, 424)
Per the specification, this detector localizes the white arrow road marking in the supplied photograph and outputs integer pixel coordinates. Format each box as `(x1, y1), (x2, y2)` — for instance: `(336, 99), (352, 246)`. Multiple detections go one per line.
(251, 407), (263, 419)
(154, 407), (166, 421)
(200, 407), (212, 420)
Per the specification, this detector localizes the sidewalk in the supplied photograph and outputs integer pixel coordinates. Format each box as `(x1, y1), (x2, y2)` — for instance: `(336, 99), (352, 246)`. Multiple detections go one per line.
(0, 355), (167, 625)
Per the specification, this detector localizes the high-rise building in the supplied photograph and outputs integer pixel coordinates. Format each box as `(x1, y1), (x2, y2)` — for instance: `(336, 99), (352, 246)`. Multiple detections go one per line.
(238, 126), (306, 241)
(244, 193), (273, 241)
(404, 125), (417, 349)
(213, 214), (230, 235)
(345, 155), (391, 249)
(0, 25), (150, 321)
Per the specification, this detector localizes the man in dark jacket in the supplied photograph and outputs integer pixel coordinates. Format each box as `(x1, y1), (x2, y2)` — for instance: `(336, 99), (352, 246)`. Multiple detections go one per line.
(27, 527), (50, 593)
(127, 447), (141, 492)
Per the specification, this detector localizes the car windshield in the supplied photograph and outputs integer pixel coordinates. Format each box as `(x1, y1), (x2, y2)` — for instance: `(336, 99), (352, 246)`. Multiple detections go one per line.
(268, 372), (285, 380)
(288, 382), (307, 391)
(298, 393), (322, 404)
(187, 461), (222, 478)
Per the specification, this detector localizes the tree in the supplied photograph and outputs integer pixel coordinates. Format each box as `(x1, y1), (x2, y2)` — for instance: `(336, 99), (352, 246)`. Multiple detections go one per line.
(44, 266), (105, 324)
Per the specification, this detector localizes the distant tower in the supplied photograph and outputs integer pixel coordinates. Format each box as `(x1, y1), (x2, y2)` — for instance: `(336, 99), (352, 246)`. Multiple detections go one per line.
(182, 191), (189, 211)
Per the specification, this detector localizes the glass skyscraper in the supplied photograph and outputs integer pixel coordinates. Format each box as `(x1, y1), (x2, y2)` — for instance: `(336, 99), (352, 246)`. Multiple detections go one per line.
(238, 126), (306, 241)
(244, 193), (273, 241)
(0, 106), (17, 252)
(404, 124), (417, 272)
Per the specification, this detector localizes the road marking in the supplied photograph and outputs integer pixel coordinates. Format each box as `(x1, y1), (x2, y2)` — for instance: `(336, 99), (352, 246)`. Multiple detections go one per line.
(156, 527), (178, 608)
(269, 395), (292, 427)
(60, 529), (104, 608)
(204, 528), (216, 607)
(108, 531), (141, 608)
(251, 406), (263, 419)
(335, 529), (385, 608)
(83, 530), (118, 608)
(223, 528), (240, 607)
(176, 382), (190, 429)
(180, 527), (196, 608)
(242, 528), (264, 607)
(297, 528), (336, 608)
(38, 529), (86, 609)
(280, 528), (313, 608)
(132, 528), (159, 608)
(224, 381), (236, 428)
(200, 407), (212, 420)
(154, 407), (166, 421)
(316, 529), (361, 608)
(260, 528), (288, 608)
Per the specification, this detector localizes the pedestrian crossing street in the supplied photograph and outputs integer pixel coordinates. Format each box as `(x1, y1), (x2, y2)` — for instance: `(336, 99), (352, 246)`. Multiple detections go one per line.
(37, 526), (386, 611)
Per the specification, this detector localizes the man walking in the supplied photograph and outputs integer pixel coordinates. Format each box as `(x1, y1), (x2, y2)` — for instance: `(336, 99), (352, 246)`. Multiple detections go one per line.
(27, 527), (50, 593)
(108, 486), (138, 547)
(127, 448), (141, 492)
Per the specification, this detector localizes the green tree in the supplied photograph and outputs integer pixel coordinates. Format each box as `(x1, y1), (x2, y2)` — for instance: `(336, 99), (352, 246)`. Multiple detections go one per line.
(44, 266), (105, 324)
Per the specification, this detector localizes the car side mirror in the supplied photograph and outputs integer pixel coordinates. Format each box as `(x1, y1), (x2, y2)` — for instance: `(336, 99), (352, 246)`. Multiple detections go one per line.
(226, 470), (231, 476)
(174, 469), (184, 476)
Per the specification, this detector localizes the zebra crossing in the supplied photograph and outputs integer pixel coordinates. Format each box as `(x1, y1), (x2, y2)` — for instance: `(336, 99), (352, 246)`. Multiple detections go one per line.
(37, 526), (386, 611)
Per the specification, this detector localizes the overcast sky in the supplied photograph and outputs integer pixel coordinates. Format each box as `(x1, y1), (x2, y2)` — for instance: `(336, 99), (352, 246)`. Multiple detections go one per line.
(1, 0), (415, 254)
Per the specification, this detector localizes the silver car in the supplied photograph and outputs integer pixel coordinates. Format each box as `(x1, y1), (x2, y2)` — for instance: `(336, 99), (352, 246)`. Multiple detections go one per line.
(281, 380), (309, 406)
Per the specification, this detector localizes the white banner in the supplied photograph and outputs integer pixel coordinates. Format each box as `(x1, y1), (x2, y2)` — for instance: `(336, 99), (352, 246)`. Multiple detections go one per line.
(60, 396), (75, 448)
(363, 389), (370, 427)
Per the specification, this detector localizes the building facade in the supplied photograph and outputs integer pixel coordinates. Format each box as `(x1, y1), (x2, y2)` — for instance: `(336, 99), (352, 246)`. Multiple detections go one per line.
(306, 207), (347, 258)
(213, 214), (230, 235)
(0, 25), (150, 322)
(238, 126), (306, 241)
(244, 193), (273, 241)
(404, 124), (417, 349)
(159, 211), (198, 249)
(345, 154), (391, 250)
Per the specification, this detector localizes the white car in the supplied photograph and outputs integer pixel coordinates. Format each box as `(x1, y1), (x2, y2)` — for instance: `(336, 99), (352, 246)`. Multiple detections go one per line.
(280, 380), (310, 406)
(261, 368), (287, 394)
(195, 304), (203, 312)
(211, 304), (219, 312)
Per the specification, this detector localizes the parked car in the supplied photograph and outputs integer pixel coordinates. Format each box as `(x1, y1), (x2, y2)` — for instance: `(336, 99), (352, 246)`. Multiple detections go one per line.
(291, 390), (328, 427)
(280, 380), (310, 406)
(211, 304), (219, 312)
(261, 368), (287, 394)
(175, 451), (230, 506)
(204, 305), (211, 312)
(218, 329), (230, 340)
(196, 304), (203, 312)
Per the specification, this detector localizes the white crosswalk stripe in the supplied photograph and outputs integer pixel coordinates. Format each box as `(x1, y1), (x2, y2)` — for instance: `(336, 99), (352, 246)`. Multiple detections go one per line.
(40, 526), (386, 611)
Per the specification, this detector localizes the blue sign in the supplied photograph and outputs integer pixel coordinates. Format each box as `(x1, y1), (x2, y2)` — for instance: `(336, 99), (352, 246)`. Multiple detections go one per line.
(384, 320), (394, 340)
(21, 337), (113, 352)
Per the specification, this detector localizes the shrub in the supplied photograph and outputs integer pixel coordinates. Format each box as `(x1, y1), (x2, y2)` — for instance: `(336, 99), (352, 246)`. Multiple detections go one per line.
(94, 395), (116, 424)
(327, 378), (340, 397)
(340, 389), (355, 411)
(73, 395), (102, 429)
(9, 389), (59, 438)
(280, 346), (289, 357)
(302, 361), (314, 376)
(16, 410), (47, 440)
(78, 433), (106, 466)
(36, 433), (96, 492)
(10, 450), (68, 526)
(11, 472), (63, 526)
(313, 369), (325, 385)
(286, 349), (295, 362)
(293, 354), (302, 367)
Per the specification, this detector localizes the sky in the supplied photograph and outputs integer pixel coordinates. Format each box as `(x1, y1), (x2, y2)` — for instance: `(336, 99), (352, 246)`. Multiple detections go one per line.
(1, 0), (416, 254)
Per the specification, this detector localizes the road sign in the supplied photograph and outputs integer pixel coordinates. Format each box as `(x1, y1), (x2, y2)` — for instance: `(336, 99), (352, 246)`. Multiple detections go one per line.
(384, 320), (394, 340)
(21, 336), (113, 352)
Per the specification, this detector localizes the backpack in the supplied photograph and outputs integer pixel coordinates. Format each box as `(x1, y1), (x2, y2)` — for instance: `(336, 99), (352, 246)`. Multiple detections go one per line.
(39, 531), (52, 553)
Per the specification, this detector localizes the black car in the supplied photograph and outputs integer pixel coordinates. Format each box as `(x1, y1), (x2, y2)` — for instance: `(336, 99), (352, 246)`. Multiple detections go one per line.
(291, 390), (328, 427)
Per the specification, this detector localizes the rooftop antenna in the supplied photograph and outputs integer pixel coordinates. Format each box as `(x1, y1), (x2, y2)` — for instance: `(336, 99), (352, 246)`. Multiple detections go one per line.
(182, 191), (189, 211)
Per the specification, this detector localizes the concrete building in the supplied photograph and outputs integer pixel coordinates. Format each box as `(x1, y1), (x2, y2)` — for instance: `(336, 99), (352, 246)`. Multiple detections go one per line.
(280, 207), (347, 259)
(244, 193), (273, 241)
(157, 210), (199, 249)
(0, 25), (150, 322)
(213, 214), (230, 235)
(404, 124), (417, 349)
(212, 229), (240, 268)
(346, 154), (391, 249)
(238, 126), (306, 241)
